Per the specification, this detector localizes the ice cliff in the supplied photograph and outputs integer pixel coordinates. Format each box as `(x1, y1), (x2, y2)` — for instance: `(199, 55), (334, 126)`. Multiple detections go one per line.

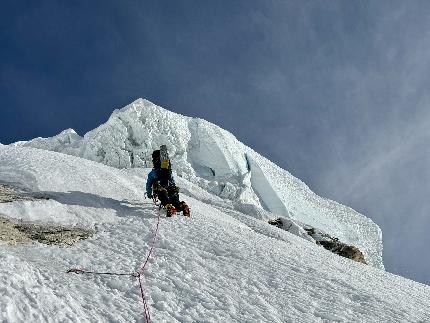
(17, 98), (384, 269)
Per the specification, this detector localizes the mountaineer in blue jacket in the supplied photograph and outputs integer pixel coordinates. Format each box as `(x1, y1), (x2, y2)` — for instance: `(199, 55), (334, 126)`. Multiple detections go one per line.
(146, 149), (190, 217)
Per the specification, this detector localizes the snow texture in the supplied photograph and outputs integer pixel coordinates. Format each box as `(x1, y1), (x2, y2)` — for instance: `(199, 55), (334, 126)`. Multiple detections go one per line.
(16, 99), (383, 269)
(0, 145), (429, 322)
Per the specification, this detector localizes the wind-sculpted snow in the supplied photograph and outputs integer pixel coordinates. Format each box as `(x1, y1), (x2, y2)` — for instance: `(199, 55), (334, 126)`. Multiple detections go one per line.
(15, 98), (383, 268)
(1, 145), (429, 322)
(12, 129), (83, 155)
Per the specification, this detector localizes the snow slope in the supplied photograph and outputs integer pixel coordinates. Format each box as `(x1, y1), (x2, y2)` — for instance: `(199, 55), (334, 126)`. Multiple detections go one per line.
(16, 98), (383, 269)
(1, 146), (429, 323)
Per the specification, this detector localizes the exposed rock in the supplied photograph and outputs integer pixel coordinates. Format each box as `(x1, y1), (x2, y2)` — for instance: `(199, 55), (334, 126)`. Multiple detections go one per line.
(0, 185), (91, 246)
(268, 218), (283, 228)
(0, 216), (93, 246)
(269, 217), (367, 265)
(318, 239), (367, 264)
(0, 185), (49, 203)
(268, 217), (315, 242)
(0, 217), (30, 244)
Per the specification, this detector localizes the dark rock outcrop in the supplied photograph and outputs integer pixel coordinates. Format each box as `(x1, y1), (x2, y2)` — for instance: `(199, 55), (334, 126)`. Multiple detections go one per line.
(0, 216), (93, 246)
(317, 239), (367, 264)
(0, 185), (49, 203)
(0, 185), (92, 246)
(269, 217), (367, 265)
(268, 218), (283, 228)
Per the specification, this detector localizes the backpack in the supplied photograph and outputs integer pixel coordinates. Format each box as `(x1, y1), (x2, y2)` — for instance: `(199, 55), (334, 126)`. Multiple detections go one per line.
(151, 150), (162, 169)
(152, 145), (172, 187)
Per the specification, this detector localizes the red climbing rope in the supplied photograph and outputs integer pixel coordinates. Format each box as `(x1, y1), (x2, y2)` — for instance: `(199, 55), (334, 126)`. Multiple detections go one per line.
(67, 200), (161, 323)
(137, 200), (161, 322)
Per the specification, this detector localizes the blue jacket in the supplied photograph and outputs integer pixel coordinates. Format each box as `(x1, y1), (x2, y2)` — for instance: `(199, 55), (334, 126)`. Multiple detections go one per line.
(146, 169), (175, 197)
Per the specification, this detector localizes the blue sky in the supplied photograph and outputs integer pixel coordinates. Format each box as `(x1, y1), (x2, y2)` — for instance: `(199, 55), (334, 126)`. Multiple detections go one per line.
(1, 1), (430, 285)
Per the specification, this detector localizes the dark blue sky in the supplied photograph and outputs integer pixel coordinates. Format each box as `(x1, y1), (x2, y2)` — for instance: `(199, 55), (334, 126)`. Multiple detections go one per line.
(2, 1), (430, 285)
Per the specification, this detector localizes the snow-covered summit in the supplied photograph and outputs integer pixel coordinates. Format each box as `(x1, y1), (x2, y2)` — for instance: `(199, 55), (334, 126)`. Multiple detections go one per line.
(15, 98), (383, 269)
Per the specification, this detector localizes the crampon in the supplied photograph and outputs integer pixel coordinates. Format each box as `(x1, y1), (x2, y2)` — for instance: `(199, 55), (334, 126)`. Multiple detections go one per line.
(164, 204), (177, 217)
(181, 202), (190, 217)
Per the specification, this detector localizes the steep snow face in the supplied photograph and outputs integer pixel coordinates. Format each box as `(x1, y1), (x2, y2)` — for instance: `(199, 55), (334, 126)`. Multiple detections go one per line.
(0, 145), (429, 323)
(16, 98), (383, 269)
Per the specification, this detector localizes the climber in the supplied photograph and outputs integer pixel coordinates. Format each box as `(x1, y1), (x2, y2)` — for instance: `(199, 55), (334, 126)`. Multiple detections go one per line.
(146, 146), (190, 217)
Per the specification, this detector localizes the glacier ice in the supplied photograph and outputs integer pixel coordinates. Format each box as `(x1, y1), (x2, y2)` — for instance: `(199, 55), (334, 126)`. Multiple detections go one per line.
(16, 98), (384, 269)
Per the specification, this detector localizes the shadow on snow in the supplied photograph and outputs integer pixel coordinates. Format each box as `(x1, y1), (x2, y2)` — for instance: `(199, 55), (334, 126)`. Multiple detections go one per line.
(44, 191), (157, 218)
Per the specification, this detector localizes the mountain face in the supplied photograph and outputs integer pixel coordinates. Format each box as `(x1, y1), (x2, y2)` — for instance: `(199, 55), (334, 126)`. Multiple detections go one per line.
(0, 148), (428, 323)
(16, 98), (383, 269)
(2, 99), (430, 322)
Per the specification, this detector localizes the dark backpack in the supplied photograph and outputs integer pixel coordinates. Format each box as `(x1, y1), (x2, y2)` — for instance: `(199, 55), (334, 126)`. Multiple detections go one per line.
(152, 146), (172, 187)
(152, 150), (162, 169)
